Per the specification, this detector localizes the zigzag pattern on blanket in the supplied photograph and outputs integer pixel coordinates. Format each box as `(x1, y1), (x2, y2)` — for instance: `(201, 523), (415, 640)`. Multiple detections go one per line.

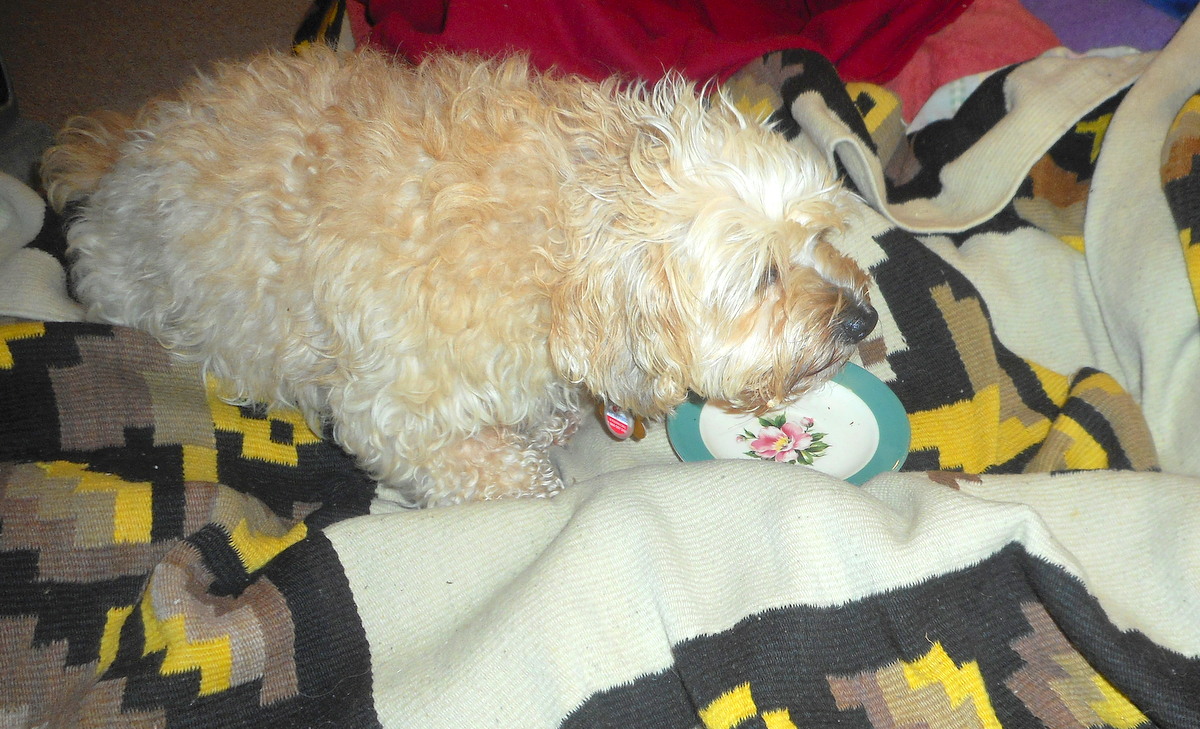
(563, 544), (1159, 728)
(727, 50), (1158, 476)
(872, 227), (1156, 473)
(1162, 92), (1200, 316)
(0, 322), (379, 728)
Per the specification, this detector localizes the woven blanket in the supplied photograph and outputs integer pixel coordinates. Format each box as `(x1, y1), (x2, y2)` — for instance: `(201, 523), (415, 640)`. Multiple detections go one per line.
(3, 11), (1200, 728)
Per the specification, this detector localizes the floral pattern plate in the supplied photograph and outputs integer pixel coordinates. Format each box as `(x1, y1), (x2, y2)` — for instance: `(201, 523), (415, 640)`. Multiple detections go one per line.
(666, 363), (910, 485)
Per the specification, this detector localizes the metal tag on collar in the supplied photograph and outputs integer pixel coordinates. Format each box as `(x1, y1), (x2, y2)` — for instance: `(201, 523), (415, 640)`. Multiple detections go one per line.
(602, 401), (635, 440)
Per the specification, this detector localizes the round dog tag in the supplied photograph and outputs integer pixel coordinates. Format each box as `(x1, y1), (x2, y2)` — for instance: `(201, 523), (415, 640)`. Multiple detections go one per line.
(603, 401), (634, 439)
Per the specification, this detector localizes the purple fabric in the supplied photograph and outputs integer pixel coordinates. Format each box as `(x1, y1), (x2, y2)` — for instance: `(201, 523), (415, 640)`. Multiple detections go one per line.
(1021, 0), (1183, 51)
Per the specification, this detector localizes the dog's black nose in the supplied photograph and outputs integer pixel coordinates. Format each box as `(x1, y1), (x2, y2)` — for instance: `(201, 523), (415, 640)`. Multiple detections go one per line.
(837, 303), (878, 343)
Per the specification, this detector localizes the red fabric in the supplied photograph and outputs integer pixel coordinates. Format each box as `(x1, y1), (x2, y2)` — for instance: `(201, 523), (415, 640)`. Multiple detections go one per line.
(347, 0), (372, 47)
(365, 0), (973, 84)
(885, 0), (1061, 120)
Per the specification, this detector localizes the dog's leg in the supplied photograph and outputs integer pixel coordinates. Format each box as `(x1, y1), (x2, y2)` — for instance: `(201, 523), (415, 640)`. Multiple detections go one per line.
(419, 428), (557, 505)
(412, 411), (580, 506)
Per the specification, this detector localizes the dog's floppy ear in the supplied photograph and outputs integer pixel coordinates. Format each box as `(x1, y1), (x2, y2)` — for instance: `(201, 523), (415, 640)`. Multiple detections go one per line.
(548, 242), (693, 418)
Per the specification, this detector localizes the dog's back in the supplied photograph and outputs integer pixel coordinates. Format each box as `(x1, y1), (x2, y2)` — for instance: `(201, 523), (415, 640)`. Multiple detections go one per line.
(37, 47), (603, 477)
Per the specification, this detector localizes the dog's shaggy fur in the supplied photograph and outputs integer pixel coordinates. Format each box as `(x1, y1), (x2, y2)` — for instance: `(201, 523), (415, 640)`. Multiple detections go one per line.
(42, 46), (876, 507)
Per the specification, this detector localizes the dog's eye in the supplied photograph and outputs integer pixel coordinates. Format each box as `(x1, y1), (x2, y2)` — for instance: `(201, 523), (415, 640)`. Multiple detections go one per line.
(758, 264), (780, 292)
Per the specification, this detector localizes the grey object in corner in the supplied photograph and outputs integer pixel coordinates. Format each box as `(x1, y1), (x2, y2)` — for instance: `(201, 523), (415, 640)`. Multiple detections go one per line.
(0, 49), (15, 131)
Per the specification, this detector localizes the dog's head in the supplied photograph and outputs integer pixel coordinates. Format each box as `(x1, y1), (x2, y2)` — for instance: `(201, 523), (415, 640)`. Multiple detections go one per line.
(550, 80), (876, 418)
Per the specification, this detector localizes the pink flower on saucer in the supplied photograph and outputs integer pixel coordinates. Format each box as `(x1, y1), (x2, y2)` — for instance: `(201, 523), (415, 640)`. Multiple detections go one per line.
(749, 424), (811, 462)
(739, 413), (829, 465)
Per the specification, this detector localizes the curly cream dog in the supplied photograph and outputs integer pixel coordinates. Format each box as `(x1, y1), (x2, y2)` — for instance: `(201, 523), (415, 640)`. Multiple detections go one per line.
(43, 46), (876, 507)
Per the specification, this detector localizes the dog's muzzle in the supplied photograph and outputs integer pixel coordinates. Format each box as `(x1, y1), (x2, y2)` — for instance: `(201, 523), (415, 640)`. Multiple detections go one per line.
(836, 302), (878, 344)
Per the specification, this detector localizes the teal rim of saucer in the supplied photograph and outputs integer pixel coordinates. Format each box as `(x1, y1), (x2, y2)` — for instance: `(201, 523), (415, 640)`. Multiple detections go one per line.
(667, 362), (910, 486)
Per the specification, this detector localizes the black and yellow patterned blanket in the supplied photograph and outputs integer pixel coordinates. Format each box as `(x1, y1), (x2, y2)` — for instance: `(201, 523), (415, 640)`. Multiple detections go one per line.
(3, 11), (1200, 728)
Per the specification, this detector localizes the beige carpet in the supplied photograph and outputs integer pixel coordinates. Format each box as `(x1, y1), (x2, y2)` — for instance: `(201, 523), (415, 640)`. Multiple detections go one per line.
(0, 0), (314, 131)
